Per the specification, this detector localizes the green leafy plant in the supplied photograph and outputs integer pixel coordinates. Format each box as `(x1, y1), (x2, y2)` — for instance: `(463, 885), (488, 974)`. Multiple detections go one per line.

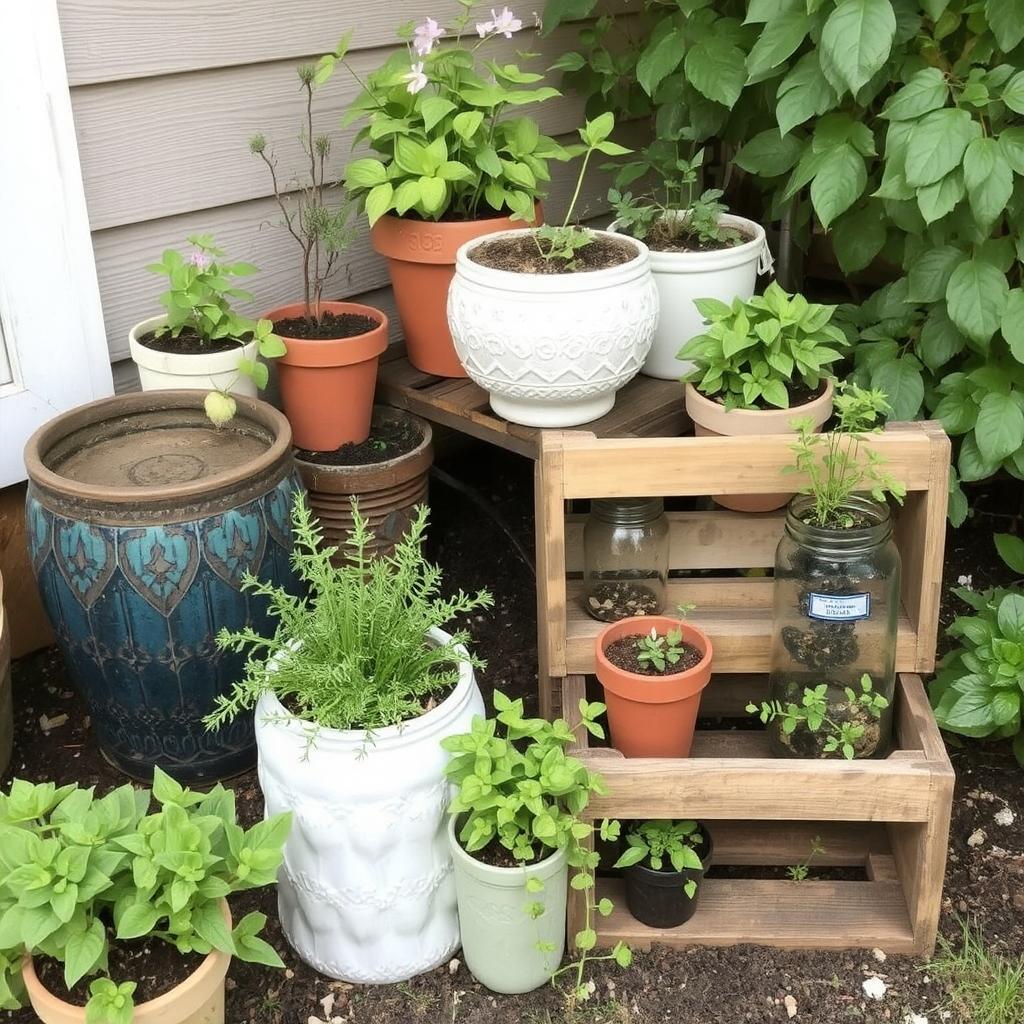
(146, 234), (285, 392)
(317, 6), (567, 225)
(612, 820), (705, 898)
(787, 380), (907, 528)
(636, 626), (687, 673)
(679, 282), (845, 410)
(0, 770), (289, 1021)
(249, 65), (358, 320)
(929, 533), (1024, 766)
(205, 493), (493, 736)
(786, 835), (825, 882)
(748, 674), (890, 760)
(443, 692), (631, 1002)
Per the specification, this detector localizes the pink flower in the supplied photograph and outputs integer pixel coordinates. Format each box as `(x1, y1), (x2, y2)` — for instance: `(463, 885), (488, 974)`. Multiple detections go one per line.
(188, 248), (212, 270)
(413, 17), (444, 56)
(489, 7), (522, 37)
(404, 61), (428, 95)
(476, 18), (493, 37)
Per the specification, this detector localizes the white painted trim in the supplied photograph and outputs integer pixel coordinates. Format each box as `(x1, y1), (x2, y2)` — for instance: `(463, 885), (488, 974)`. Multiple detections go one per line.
(0, 1), (112, 487)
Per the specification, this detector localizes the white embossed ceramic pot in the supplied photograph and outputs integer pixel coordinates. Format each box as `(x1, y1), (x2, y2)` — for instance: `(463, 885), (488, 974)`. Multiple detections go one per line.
(447, 815), (568, 994)
(447, 229), (659, 427)
(254, 627), (484, 984)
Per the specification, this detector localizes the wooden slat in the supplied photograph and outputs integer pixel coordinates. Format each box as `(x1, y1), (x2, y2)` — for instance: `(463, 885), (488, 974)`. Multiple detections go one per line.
(705, 821), (890, 865)
(537, 436), (568, 717)
(699, 674), (770, 718)
(594, 877), (916, 952)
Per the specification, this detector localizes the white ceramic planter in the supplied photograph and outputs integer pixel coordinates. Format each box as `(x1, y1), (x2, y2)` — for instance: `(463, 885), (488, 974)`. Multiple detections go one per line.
(254, 627), (484, 984)
(129, 315), (258, 396)
(609, 213), (771, 380)
(447, 229), (659, 427)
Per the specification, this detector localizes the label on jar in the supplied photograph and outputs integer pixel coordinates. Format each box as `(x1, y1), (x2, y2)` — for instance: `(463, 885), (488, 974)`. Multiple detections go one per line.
(807, 592), (871, 621)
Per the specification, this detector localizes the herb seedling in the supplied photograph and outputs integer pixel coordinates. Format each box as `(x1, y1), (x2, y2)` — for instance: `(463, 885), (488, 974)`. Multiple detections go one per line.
(636, 626), (687, 672)
(748, 674), (890, 760)
(613, 820), (705, 898)
(787, 835), (826, 882)
(788, 381), (907, 528)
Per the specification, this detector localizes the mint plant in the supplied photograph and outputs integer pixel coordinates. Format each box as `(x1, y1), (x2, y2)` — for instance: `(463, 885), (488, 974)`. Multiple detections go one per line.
(0, 770), (289, 1020)
(613, 820), (706, 898)
(788, 381), (907, 528)
(205, 493), (493, 736)
(930, 533), (1024, 766)
(443, 691), (631, 1003)
(680, 283), (846, 410)
(636, 626), (687, 673)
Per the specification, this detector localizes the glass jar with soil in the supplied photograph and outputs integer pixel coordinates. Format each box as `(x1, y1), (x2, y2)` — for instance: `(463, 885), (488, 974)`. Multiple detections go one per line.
(583, 498), (669, 622)
(768, 495), (900, 759)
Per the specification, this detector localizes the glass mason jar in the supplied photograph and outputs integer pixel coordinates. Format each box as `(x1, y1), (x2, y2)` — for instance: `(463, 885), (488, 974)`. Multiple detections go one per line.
(583, 498), (669, 622)
(768, 494), (901, 759)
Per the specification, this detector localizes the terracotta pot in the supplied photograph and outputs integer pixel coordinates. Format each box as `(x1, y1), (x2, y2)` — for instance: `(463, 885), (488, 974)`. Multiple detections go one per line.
(22, 902), (232, 1024)
(595, 616), (713, 758)
(684, 380), (835, 512)
(372, 207), (539, 378)
(267, 301), (388, 451)
(295, 407), (433, 565)
(0, 572), (12, 778)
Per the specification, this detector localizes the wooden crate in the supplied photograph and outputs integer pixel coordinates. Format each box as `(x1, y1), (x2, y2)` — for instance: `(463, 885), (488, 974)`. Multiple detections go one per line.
(535, 421), (954, 955)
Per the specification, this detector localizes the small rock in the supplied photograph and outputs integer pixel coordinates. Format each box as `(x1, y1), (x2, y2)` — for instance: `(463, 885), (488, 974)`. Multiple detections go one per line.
(904, 1014), (928, 1024)
(967, 829), (986, 848)
(995, 807), (1015, 826)
(38, 713), (68, 733)
(872, 948), (887, 963)
(225, 978), (236, 991)
(449, 957), (460, 975)
(1012, 891), (1024, 912)
(285, 968), (295, 979)
(320, 993), (335, 1017)
(862, 976), (888, 1000)
(784, 994), (798, 1018)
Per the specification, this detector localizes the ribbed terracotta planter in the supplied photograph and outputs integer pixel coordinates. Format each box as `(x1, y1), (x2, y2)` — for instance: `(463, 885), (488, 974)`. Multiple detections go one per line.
(295, 407), (433, 564)
(0, 572), (12, 779)
(684, 380), (834, 512)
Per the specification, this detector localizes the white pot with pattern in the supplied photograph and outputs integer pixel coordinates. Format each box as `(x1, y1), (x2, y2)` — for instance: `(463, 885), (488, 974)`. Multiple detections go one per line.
(254, 627), (484, 983)
(447, 229), (659, 427)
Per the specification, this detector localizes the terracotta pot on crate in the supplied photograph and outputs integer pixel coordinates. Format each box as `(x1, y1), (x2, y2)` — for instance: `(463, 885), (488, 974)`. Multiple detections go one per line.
(267, 301), (388, 452)
(372, 207), (539, 378)
(595, 616), (713, 758)
(684, 380), (834, 512)
(295, 407), (433, 563)
(0, 572), (12, 777)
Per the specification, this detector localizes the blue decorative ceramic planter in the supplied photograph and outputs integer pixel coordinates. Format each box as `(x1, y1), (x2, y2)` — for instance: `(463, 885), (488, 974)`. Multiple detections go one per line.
(24, 391), (302, 783)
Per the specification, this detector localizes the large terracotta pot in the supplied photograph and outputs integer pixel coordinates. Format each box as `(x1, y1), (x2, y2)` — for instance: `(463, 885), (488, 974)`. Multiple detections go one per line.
(22, 903), (232, 1024)
(267, 301), (389, 452)
(372, 207), (539, 378)
(595, 616), (713, 758)
(295, 407), (433, 565)
(684, 380), (835, 512)
(24, 391), (302, 782)
(0, 572), (12, 778)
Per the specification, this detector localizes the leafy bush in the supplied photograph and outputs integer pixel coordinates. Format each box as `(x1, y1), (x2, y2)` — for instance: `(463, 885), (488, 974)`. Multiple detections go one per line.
(613, 820), (706, 898)
(205, 494), (492, 734)
(929, 534), (1024, 766)
(0, 770), (289, 1021)
(680, 282), (845, 409)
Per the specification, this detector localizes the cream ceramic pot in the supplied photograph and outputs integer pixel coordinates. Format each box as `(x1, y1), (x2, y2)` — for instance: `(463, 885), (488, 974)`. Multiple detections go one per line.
(129, 315), (258, 396)
(447, 229), (659, 427)
(609, 213), (772, 380)
(255, 628), (484, 984)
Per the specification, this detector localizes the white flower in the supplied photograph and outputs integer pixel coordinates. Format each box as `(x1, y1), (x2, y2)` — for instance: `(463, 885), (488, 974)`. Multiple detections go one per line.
(476, 18), (494, 36)
(404, 61), (428, 94)
(412, 17), (444, 56)
(490, 6), (523, 37)
(957, 573), (973, 588)
(862, 976), (888, 1000)
(995, 807), (1015, 826)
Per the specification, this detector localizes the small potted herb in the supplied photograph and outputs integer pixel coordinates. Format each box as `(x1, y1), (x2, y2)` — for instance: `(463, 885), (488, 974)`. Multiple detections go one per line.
(204, 495), (492, 984)
(0, 770), (289, 1024)
(594, 610), (713, 758)
(250, 67), (388, 452)
(749, 674), (891, 759)
(448, 113), (658, 426)
(679, 283), (844, 511)
(129, 234), (285, 409)
(613, 820), (712, 928)
(443, 691), (631, 997)
(608, 144), (771, 380)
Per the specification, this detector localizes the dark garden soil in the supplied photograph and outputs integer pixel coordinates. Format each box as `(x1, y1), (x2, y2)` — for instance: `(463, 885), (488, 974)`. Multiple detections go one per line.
(273, 311), (378, 340)
(585, 581), (661, 622)
(471, 235), (637, 274)
(604, 636), (703, 677)
(631, 222), (752, 254)
(4, 445), (1023, 1024)
(295, 416), (423, 464)
(138, 327), (242, 355)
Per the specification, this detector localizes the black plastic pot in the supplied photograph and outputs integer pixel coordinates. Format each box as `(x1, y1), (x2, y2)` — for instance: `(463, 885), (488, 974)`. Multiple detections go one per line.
(622, 824), (714, 928)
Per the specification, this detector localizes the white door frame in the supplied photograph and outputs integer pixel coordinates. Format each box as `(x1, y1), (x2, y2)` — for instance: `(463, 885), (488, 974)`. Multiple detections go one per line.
(0, 1), (112, 486)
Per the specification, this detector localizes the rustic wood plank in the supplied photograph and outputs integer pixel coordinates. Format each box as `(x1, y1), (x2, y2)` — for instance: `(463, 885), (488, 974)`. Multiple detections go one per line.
(699, 674), (771, 718)
(537, 438), (568, 714)
(705, 821), (891, 865)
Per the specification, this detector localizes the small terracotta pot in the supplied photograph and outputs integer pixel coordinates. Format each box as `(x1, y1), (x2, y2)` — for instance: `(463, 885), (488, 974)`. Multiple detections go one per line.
(684, 380), (834, 512)
(372, 206), (539, 378)
(595, 616), (713, 758)
(22, 903), (232, 1024)
(267, 301), (388, 451)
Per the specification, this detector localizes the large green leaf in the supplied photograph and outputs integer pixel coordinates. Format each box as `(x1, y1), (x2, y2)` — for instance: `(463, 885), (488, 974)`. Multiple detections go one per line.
(1003, 71), (1024, 114)
(873, 357), (924, 420)
(745, 11), (810, 80)
(916, 169), (965, 223)
(963, 137), (1013, 230)
(637, 24), (685, 97)
(998, 593), (1024, 641)
(735, 130), (805, 177)
(904, 108), (977, 187)
(810, 143), (867, 227)
(945, 258), (1009, 344)
(820, 0), (897, 96)
(776, 52), (838, 135)
(995, 532), (1024, 573)
(880, 67), (948, 121)
(1002, 288), (1024, 364)
(975, 391), (1024, 463)
(685, 38), (747, 107)
(831, 203), (887, 272)
(919, 305), (966, 371)
(987, 0), (1024, 51)
(907, 245), (965, 303)
(998, 127), (1024, 174)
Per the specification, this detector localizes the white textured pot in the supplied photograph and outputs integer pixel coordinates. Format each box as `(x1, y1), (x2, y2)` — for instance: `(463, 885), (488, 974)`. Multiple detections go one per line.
(447, 229), (659, 427)
(608, 213), (772, 380)
(254, 627), (484, 984)
(129, 315), (258, 396)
